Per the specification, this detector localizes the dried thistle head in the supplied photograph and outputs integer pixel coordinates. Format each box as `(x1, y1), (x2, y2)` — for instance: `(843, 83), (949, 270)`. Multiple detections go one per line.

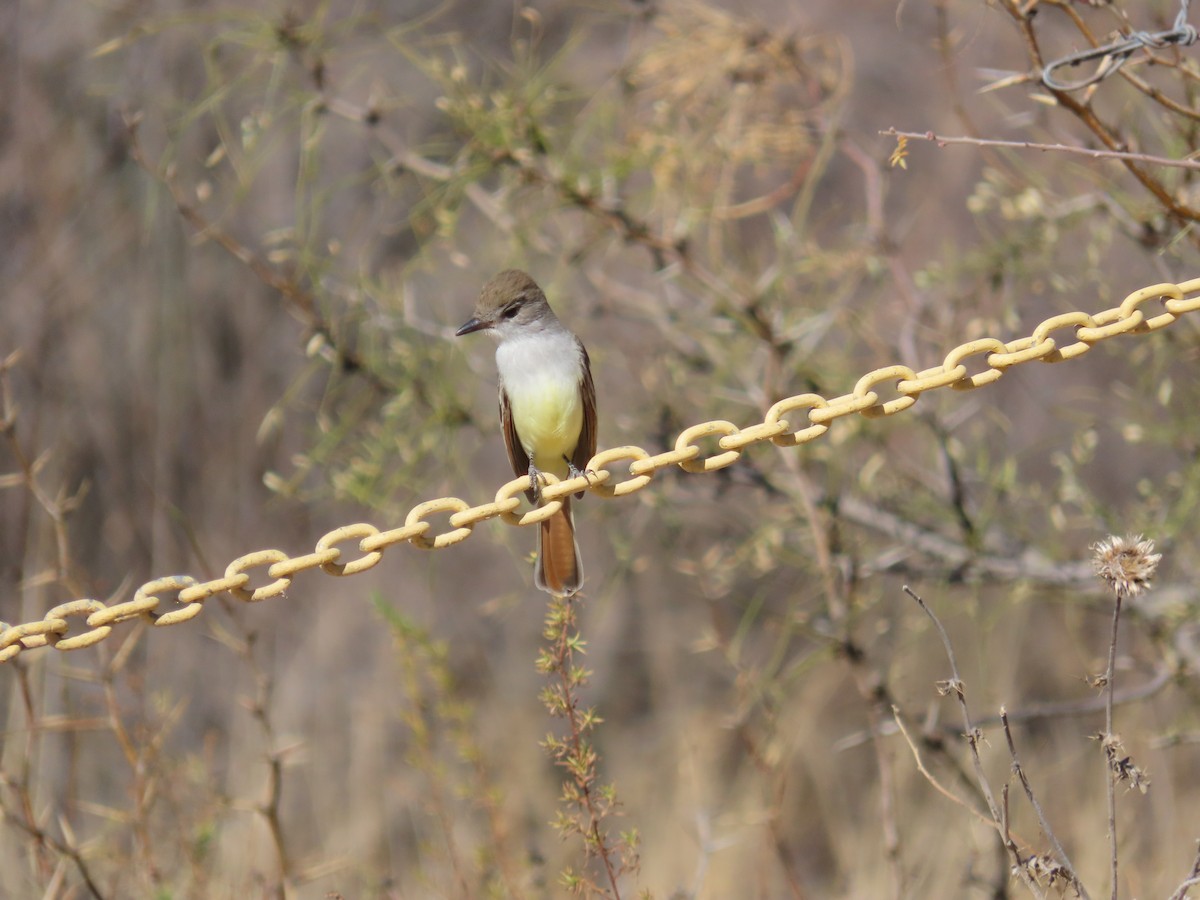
(1094, 732), (1152, 793)
(1091, 534), (1161, 598)
(1113, 753), (1152, 794)
(1019, 853), (1069, 888)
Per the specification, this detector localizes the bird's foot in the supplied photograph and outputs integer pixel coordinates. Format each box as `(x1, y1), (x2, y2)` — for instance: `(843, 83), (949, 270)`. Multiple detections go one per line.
(564, 456), (597, 487)
(528, 462), (545, 505)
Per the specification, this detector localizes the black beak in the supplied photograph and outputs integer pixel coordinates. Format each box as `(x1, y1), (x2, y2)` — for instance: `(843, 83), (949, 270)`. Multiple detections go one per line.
(455, 316), (488, 337)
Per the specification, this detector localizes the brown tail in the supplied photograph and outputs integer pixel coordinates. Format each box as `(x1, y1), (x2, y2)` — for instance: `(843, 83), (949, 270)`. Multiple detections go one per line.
(536, 496), (583, 596)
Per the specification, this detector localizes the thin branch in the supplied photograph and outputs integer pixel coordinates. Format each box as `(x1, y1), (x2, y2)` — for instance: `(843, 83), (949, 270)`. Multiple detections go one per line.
(834, 665), (1171, 751)
(0, 803), (108, 899)
(0, 357), (109, 899)
(881, 128), (1200, 171)
(1167, 842), (1200, 900)
(122, 113), (391, 396)
(1103, 589), (1125, 900)
(991, 1), (1200, 239)
(1002, 709), (1091, 900)
(842, 495), (1097, 587)
(891, 706), (993, 828)
(1090, 533), (1159, 900)
(901, 587), (998, 820)
(901, 586), (1047, 899)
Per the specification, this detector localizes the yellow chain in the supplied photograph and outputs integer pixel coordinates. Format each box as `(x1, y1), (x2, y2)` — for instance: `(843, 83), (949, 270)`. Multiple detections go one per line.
(3, 279), (1198, 663)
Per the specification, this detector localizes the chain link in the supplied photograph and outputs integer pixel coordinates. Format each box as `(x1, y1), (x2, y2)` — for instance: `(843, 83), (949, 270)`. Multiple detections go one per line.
(2, 278), (1198, 662)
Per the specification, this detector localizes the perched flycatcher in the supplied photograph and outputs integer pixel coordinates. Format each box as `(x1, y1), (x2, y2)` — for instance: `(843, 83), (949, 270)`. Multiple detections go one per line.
(456, 270), (597, 596)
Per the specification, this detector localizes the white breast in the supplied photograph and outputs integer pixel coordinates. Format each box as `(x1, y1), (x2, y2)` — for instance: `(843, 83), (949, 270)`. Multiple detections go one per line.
(496, 330), (585, 475)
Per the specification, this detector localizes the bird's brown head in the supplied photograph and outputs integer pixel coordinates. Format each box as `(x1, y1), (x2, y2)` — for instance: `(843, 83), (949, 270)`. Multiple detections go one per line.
(456, 269), (555, 338)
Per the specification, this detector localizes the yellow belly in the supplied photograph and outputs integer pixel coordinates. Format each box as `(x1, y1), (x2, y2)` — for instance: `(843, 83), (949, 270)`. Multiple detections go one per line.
(509, 379), (582, 478)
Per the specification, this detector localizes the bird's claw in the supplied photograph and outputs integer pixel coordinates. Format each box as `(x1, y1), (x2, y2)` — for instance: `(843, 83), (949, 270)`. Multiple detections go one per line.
(528, 463), (544, 504)
(565, 457), (597, 487)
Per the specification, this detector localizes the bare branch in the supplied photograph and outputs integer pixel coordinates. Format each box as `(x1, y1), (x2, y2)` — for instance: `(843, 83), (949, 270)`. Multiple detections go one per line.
(881, 128), (1200, 172)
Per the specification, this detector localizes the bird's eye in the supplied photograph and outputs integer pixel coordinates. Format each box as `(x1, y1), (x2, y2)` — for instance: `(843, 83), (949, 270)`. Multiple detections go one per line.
(501, 305), (519, 319)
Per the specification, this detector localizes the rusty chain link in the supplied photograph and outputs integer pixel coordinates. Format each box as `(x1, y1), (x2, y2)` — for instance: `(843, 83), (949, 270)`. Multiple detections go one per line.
(2, 278), (1198, 663)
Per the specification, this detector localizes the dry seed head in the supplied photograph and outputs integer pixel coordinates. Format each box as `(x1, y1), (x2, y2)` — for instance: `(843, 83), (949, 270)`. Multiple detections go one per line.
(1096, 731), (1151, 793)
(1091, 534), (1161, 597)
(1020, 853), (1069, 888)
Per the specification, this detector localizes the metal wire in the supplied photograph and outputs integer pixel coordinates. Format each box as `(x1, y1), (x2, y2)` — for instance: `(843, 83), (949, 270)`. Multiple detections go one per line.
(1042, 0), (1196, 91)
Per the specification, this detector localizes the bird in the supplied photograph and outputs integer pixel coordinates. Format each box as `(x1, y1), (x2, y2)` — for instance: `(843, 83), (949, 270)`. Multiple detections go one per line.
(456, 270), (597, 596)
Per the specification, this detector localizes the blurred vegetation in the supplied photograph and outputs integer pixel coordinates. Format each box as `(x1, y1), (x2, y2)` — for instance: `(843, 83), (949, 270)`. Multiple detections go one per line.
(2, 0), (1200, 897)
